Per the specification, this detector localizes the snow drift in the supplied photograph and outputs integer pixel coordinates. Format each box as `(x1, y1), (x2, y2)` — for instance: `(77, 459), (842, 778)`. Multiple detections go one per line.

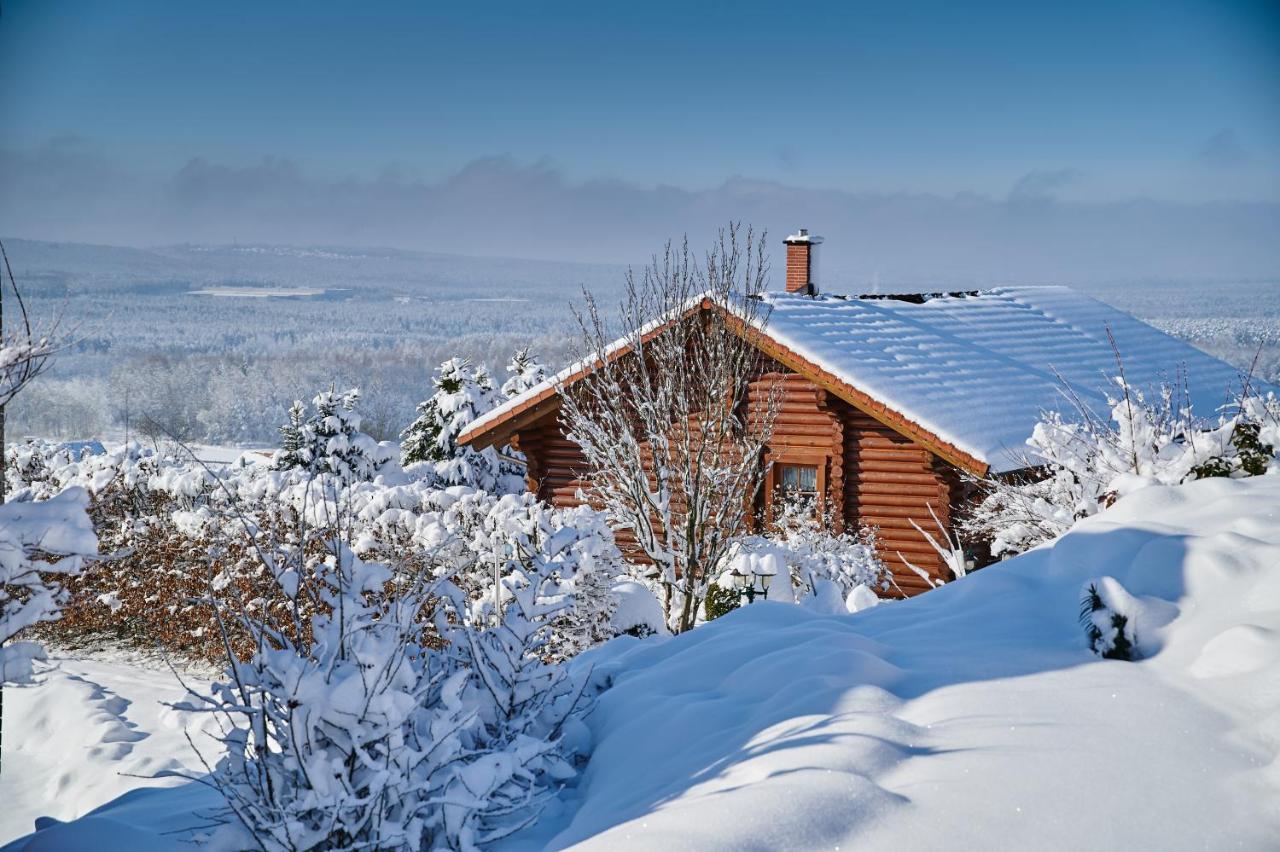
(508, 475), (1280, 850)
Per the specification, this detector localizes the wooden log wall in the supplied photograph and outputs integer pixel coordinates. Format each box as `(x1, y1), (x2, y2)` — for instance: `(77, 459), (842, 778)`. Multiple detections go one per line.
(512, 423), (589, 508)
(513, 415), (645, 565)
(514, 364), (965, 596)
(838, 402), (956, 594)
(748, 370), (844, 524)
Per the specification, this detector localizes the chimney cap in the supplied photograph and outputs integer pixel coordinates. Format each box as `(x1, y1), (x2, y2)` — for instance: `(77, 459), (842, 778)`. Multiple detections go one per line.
(785, 228), (824, 245)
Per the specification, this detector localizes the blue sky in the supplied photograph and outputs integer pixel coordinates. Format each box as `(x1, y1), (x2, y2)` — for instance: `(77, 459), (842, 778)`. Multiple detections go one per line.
(1, 0), (1278, 275)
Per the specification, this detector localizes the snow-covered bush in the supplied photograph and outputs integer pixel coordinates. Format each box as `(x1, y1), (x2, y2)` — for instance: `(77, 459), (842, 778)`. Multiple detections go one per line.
(769, 500), (890, 599)
(0, 487), (98, 683)
(1080, 578), (1139, 661)
(177, 491), (592, 850)
(401, 358), (524, 493)
(608, 580), (668, 638)
(1191, 391), (1280, 478)
(703, 582), (740, 621)
(4, 437), (630, 664)
(273, 387), (394, 484)
(180, 543), (455, 850)
(961, 379), (1280, 557)
(433, 551), (591, 846)
(720, 499), (889, 614)
(417, 491), (624, 661)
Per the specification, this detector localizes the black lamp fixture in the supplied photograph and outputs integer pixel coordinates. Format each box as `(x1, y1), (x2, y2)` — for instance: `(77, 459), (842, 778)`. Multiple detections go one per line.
(730, 564), (774, 604)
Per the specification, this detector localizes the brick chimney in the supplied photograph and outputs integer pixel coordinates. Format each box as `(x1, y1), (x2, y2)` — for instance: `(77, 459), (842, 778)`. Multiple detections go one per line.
(784, 229), (823, 295)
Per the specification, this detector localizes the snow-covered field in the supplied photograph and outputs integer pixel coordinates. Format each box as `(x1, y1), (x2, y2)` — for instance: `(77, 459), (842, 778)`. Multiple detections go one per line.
(4, 475), (1279, 850)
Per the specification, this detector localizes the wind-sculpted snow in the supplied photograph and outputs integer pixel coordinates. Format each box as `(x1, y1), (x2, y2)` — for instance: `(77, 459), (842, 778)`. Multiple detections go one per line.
(502, 475), (1280, 851)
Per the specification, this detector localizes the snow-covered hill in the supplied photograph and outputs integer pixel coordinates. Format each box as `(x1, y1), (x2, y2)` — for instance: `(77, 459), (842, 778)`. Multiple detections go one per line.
(4, 475), (1279, 850)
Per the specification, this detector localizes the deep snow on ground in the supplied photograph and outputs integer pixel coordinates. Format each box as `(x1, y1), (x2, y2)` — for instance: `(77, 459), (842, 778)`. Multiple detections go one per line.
(0, 656), (220, 849)
(508, 476), (1280, 851)
(4, 476), (1280, 850)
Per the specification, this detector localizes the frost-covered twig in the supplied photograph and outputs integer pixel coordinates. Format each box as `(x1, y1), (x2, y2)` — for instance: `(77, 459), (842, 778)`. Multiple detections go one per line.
(559, 224), (781, 633)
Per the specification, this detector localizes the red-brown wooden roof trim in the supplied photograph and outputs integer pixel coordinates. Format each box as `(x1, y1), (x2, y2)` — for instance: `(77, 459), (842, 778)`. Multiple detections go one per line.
(458, 299), (990, 477)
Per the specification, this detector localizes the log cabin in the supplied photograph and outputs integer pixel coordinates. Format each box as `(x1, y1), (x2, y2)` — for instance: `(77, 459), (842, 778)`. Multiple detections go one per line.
(458, 230), (1251, 594)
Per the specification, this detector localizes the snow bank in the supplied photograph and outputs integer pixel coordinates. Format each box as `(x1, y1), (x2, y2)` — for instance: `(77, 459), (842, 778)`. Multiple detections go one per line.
(506, 475), (1280, 850)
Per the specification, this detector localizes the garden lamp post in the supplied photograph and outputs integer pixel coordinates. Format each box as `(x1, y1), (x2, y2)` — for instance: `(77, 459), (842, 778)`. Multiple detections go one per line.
(731, 565), (774, 604)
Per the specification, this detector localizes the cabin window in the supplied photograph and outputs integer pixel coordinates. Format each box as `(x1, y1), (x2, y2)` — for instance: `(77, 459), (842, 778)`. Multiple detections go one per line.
(775, 463), (818, 502)
(766, 458), (827, 524)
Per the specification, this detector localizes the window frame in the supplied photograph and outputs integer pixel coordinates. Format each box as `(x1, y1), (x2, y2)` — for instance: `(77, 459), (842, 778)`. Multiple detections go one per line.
(763, 450), (829, 524)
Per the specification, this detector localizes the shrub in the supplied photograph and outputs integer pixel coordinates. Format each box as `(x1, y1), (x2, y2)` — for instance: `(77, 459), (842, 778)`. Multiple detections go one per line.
(703, 582), (740, 621)
(0, 487), (98, 683)
(960, 379), (1280, 558)
(725, 498), (889, 607)
(7, 439), (629, 665)
(1080, 580), (1138, 661)
(175, 498), (592, 850)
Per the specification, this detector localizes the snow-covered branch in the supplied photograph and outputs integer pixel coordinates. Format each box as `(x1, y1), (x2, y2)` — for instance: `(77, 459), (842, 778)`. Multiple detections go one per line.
(559, 224), (780, 633)
(0, 488), (98, 684)
(959, 370), (1280, 557)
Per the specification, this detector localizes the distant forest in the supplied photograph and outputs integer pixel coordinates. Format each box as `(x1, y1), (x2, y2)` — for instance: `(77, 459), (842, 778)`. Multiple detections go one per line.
(9, 238), (1279, 446)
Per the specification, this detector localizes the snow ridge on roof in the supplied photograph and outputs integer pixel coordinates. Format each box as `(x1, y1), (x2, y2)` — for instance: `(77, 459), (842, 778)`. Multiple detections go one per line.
(463, 286), (1261, 474)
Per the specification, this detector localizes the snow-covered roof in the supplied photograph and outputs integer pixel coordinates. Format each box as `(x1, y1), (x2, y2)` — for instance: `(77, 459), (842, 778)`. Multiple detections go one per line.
(757, 286), (1254, 472)
(460, 286), (1261, 474)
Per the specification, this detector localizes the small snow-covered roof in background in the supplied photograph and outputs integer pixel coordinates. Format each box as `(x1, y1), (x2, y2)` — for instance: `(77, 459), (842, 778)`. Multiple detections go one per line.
(759, 286), (1252, 472)
(461, 285), (1262, 475)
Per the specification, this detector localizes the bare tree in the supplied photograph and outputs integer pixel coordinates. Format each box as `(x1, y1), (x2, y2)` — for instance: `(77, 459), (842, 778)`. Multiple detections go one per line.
(559, 224), (780, 633)
(0, 241), (56, 496)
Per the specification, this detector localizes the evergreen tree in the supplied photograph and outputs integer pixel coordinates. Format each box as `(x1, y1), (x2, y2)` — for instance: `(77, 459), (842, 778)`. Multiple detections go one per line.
(502, 347), (549, 399)
(400, 360), (489, 461)
(274, 387), (390, 484)
(400, 358), (531, 492)
(273, 399), (307, 471)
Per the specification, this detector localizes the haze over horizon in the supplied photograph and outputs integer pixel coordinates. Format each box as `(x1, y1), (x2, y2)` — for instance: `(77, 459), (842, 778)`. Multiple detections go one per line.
(2, 1), (1278, 282)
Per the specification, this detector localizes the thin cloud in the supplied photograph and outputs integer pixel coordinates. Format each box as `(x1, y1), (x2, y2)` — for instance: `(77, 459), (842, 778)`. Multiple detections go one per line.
(1008, 168), (1082, 202)
(1, 141), (1277, 285)
(1197, 129), (1253, 168)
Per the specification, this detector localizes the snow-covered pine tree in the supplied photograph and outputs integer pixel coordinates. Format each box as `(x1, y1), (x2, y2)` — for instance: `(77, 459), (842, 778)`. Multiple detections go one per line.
(400, 358), (523, 492)
(272, 399), (307, 471)
(401, 359), (494, 465)
(274, 388), (390, 485)
(502, 347), (549, 399)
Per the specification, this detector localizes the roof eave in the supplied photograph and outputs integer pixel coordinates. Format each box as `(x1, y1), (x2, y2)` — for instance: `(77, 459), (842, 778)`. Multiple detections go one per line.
(459, 296), (991, 478)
